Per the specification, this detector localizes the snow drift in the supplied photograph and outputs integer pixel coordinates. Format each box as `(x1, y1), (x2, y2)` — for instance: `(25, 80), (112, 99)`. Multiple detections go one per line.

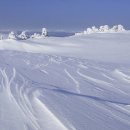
(0, 31), (130, 130)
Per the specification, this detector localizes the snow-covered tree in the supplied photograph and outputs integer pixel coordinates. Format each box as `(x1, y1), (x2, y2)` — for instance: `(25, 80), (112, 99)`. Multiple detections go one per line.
(117, 25), (125, 32)
(31, 33), (41, 39)
(83, 26), (98, 34)
(111, 25), (125, 32)
(8, 32), (17, 40)
(42, 28), (47, 36)
(87, 28), (93, 34)
(31, 28), (48, 39)
(104, 25), (109, 32)
(83, 30), (87, 34)
(111, 25), (118, 32)
(0, 34), (3, 40)
(92, 26), (99, 32)
(99, 25), (109, 32)
(99, 26), (104, 32)
(75, 24), (126, 36)
(18, 31), (28, 40)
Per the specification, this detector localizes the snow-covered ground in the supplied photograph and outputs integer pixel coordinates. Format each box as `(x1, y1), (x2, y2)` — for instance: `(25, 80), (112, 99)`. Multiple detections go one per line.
(0, 32), (130, 130)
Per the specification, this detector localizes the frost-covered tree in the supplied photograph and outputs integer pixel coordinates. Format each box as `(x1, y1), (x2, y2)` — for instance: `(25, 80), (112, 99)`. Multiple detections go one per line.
(75, 24), (126, 36)
(18, 31), (28, 40)
(99, 26), (104, 32)
(117, 25), (125, 32)
(42, 28), (47, 36)
(31, 33), (41, 39)
(83, 30), (87, 34)
(92, 26), (99, 32)
(0, 33), (3, 40)
(99, 25), (109, 32)
(31, 28), (48, 39)
(104, 25), (109, 32)
(87, 28), (93, 34)
(111, 25), (118, 32)
(8, 32), (17, 40)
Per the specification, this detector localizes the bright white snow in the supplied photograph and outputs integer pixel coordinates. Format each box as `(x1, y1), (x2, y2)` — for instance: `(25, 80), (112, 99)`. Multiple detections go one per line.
(0, 32), (130, 130)
(75, 25), (126, 35)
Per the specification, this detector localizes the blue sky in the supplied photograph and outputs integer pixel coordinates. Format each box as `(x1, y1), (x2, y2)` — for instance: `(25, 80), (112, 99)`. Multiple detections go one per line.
(0, 0), (129, 31)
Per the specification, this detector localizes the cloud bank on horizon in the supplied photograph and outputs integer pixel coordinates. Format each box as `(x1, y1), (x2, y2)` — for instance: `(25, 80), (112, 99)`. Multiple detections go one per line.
(0, 0), (130, 30)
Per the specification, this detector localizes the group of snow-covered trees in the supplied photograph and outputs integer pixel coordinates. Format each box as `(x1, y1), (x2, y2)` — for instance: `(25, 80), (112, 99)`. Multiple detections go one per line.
(0, 28), (48, 40)
(8, 31), (30, 40)
(31, 28), (48, 39)
(75, 25), (126, 35)
(0, 25), (127, 40)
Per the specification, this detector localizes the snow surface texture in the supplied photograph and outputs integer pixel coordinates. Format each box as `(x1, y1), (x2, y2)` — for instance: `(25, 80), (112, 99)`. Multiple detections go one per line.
(0, 32), (130, 130)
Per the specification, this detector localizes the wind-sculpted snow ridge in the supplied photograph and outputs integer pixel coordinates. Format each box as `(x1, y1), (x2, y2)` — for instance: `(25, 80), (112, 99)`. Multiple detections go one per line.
(0, 51), (130, 130)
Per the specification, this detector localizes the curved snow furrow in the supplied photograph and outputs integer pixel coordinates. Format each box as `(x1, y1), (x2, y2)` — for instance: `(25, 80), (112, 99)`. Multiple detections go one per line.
(64, 69), (80, 93)
(77, 69), (112, 87)
(104, 103), (130, 126)
(0, 68), (40, 130)
(33, 96), (69, 130)
(0, 68), (16, 101)
(0, 67), (72, 130)
(15, 81), (40, 130)
(51, 88), (130, 105)
(76, 69), (130, 104)
(92, 101), (130, 127)
(102, 73), (115, 81)
(112, 69), (130, 84)
(76, 69), (115, 93)
(107, 103), (130, 118)
(0, 51), (130, 130)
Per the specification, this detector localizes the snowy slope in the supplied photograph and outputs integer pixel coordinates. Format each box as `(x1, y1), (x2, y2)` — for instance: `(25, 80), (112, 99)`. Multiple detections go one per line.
(0, 32), (130, 130)
(0, 32), (130, 63)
